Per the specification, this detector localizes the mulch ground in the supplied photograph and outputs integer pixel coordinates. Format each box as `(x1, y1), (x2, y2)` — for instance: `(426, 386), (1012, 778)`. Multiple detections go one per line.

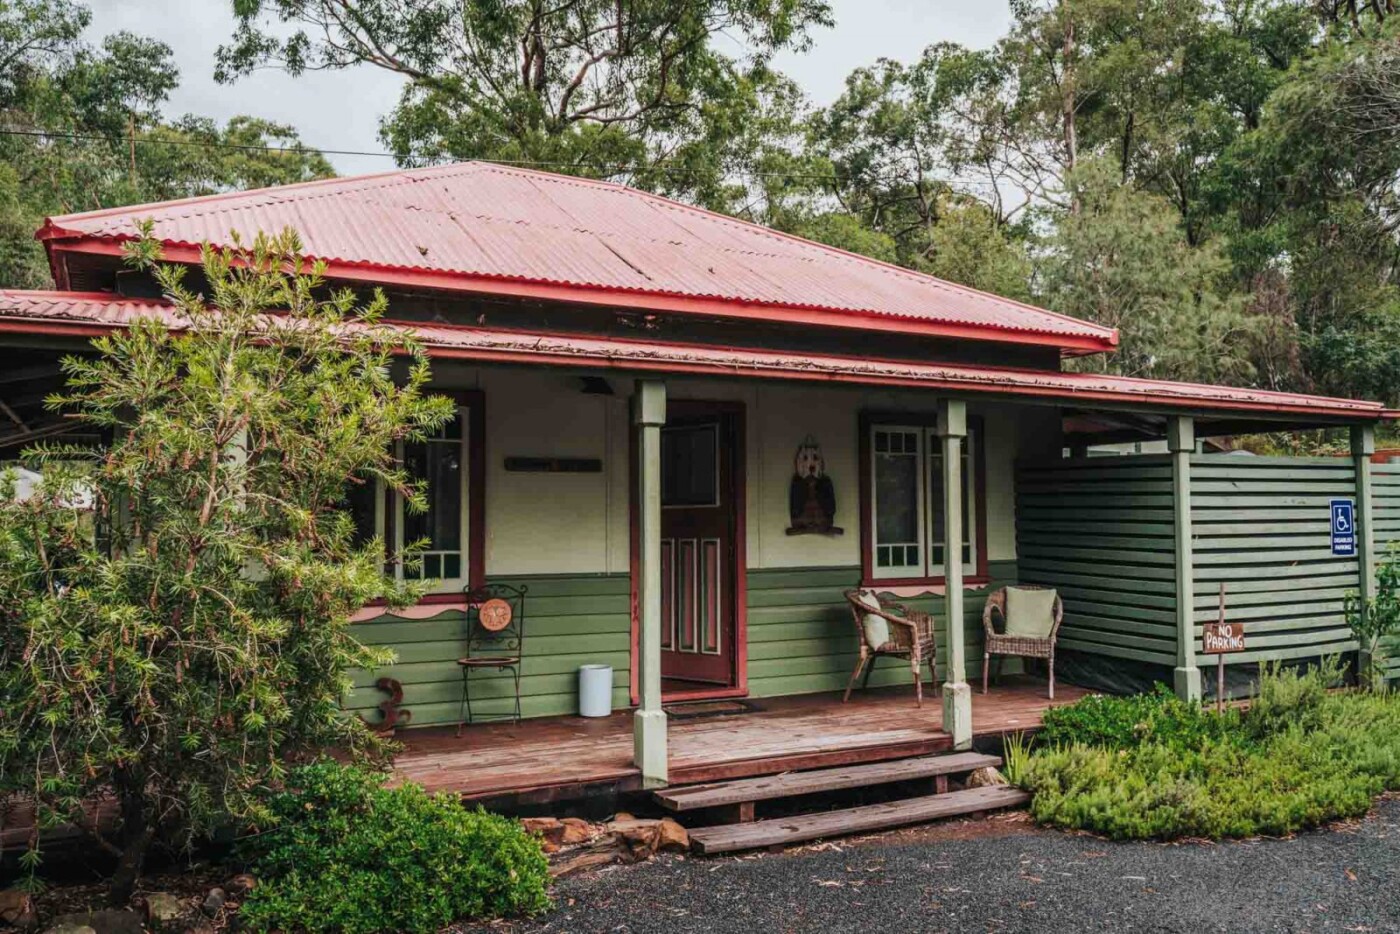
(470, 798), (1400, 934)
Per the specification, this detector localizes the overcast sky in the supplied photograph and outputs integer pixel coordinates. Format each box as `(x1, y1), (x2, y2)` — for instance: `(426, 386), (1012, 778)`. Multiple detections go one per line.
(85, 0), (1012, 177)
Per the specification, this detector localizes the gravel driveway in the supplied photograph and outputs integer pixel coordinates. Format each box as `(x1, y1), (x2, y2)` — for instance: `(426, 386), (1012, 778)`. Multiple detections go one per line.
(501, 797), (1400, 933)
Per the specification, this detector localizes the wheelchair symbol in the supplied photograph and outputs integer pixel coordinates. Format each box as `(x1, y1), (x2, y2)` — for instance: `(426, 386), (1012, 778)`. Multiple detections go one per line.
(1333, 505), (1352, 533)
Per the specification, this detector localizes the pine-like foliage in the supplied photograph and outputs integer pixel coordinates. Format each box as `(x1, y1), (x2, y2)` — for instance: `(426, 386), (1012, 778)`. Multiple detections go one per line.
(0, 226), (455, 903)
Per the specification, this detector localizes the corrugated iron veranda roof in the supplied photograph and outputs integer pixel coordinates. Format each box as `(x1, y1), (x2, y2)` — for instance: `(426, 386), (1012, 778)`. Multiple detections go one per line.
(0, 290), (1380, 423)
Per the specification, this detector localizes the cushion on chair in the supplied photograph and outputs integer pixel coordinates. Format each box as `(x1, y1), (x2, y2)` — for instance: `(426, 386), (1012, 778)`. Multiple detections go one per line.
(1004, 586), (1057, 639)
(853, 589), (891, 650)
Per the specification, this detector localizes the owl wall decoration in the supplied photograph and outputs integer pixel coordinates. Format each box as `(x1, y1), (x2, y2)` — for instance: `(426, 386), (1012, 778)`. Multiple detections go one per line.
(786, 435), (843, 536)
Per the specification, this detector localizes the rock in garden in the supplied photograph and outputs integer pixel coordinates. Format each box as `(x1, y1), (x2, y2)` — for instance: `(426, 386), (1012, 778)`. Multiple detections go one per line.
(965, 766), (1009, 788)
(0, 889), (36, 929)
(559, 817), (603, 845)
(520, 817), (565, 851)
(200, 889), (225, 918)
(519, 816), (561, 836)
(143, 894), (184, 930)
(40, 923), (95, 934)
(655, 818), (690, 852)
(44, 911), (141, 934)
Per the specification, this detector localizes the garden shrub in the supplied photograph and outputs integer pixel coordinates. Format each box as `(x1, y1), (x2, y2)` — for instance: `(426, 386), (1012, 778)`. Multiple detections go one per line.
(1037, 683), (1241, 751)
(1014, 661), (1400, 841)
(1246, 657), (1343, 740)
(239, 761), (550, 933)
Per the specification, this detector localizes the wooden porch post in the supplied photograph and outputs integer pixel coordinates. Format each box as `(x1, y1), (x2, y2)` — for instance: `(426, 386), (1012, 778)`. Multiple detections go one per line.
(937, 399), (972, 749)
(1352, 423), (1379, 687)
(1169, 415), (1201, 702)
(633, 379), (668, 787)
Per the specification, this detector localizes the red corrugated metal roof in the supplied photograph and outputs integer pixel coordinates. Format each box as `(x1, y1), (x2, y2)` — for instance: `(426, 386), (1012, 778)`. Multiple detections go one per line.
(38, 162), (1118, 353)
(0, 290), (1380, 421)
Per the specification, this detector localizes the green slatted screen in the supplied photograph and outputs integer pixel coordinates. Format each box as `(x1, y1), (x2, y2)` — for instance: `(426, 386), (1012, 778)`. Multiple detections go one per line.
(1015, 457), (1179, 666)
(1190, 456), (1358, 667)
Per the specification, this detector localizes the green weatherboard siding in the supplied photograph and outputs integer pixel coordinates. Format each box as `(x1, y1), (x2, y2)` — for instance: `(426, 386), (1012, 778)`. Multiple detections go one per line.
(745, 561), (1018, 699)
(345, 451), (1392, 727)
(347, 573), (633, 727)
(345, 562), (1018, 727)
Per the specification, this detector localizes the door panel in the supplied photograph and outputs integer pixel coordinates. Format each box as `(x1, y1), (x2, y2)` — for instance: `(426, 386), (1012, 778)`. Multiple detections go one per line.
(660, 409), (737, 687)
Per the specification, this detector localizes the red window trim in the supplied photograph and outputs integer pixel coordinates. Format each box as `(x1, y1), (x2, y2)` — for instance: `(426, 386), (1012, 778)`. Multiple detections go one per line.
(857, 410), (990, 589)
(360, 388), (486, 608)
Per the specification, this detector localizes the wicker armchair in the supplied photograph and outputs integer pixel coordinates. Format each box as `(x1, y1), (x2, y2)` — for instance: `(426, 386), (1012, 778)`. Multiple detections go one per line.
(982, 585), (1063, 699)
(842, 589), (938, 707)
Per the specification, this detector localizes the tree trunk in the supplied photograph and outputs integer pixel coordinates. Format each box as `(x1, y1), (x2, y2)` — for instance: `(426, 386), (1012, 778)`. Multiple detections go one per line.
(107, 775), (154, 907)
(1061, 2), (1079, 213)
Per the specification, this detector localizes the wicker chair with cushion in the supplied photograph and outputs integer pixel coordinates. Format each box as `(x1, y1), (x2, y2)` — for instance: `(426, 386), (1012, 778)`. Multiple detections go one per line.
(842, 589), (938, 707)
(982, 584), (1064, 699)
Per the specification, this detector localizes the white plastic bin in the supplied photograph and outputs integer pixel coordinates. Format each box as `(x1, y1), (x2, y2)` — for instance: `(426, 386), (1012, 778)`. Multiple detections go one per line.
(578, 664), (613, 717)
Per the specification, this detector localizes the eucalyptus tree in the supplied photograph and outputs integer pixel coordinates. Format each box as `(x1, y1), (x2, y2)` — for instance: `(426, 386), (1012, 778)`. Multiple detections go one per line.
(216, 0), (832, 202)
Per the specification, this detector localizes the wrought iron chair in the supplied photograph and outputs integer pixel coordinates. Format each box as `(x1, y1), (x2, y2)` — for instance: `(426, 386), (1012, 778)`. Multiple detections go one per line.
(456, 582), (527, 734)
(842, 588), (938, 707)
(982, 585), (1063, 699)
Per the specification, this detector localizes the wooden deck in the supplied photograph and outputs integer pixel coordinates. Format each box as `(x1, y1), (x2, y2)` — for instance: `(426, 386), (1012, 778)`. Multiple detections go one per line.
(393, 676), (1088, 803)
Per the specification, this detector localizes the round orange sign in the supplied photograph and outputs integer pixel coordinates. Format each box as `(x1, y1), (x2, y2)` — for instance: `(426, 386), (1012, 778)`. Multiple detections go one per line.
(478, 598), (513, 632)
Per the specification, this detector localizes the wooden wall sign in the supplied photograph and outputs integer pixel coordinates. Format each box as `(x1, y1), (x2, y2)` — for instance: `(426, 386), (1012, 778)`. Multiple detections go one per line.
(504, 456), (602, 473)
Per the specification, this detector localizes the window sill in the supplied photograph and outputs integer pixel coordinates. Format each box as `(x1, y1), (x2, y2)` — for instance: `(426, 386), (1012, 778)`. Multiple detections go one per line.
(860, 575), (992, 598)
(350, 592), (473, 623)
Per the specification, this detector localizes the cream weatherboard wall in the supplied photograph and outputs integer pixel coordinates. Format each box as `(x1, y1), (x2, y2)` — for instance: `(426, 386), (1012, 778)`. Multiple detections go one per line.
(346, 365), (1050, 727)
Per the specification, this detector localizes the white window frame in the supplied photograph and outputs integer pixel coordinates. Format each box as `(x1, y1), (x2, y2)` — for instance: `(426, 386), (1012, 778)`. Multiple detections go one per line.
(868, 421), (979, 582)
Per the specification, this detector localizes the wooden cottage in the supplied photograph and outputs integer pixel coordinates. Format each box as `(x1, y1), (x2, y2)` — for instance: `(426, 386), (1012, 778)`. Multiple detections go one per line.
(3, 162), (1395, 801)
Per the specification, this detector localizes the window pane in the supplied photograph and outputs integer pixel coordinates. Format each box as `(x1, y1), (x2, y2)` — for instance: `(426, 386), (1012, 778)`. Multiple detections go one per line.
(874, 428), (920, 571)
(403, 411), (465, 580)
(345, 478), (378, 547)
(927, 430), (976, 573)
(662, 424), (718, 507)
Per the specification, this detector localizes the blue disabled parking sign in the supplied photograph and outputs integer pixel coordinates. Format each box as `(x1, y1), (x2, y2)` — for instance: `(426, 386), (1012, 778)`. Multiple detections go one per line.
(1331, 498), (1356, 557)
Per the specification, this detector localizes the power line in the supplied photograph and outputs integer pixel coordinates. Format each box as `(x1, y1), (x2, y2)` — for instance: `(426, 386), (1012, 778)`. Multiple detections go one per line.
(0, 126), (864, 184)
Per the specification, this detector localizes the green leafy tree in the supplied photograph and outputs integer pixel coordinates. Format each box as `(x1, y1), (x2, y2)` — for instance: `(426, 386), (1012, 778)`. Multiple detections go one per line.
(216, 0), (831, 203)
(0, 0), (334, 288)
(1039, 157), (1257, 383)
(0, 227), (454, 904)
(917, 197), (1032, 301)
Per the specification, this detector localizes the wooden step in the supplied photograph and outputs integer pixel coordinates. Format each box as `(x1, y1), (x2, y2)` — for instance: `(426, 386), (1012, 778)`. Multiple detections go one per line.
(687, 785), (1030, 855)
(656, 751), (1002, 812)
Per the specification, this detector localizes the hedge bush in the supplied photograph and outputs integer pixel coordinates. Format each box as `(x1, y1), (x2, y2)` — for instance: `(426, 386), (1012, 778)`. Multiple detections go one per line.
(1037, 683), (1241, 750)
(239, 761), (550, 933)
(1015, 663), (1400, 840)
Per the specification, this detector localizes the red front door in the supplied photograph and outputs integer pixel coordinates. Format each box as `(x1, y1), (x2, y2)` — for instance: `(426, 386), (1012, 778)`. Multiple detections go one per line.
(658, 403), (740, 690)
